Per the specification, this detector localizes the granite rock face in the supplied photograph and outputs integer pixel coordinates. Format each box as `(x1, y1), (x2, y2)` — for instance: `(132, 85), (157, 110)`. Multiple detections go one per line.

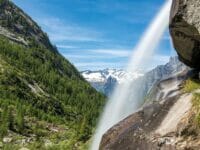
(100, 71), (200, 150)
(0, 0), (56, 51)
(169, 0), (200, 69)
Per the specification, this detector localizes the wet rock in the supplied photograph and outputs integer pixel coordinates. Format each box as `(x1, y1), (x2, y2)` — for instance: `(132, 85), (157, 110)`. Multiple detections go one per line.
(169, 0), (200, 69)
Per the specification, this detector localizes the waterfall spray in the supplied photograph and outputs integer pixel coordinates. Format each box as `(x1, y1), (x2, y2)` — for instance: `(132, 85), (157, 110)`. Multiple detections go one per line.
(90, 0), (172, 149)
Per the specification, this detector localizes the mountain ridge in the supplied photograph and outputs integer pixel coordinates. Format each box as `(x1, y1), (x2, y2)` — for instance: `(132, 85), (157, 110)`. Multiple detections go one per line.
(0, 0), (56, 51)
(81, 56), (187, 97)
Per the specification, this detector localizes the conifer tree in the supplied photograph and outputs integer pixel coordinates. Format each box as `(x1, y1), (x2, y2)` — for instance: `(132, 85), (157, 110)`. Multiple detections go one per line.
(0, 107), (9, 137)
(16, 104), (25, 133)
(8, 107), (14, 131)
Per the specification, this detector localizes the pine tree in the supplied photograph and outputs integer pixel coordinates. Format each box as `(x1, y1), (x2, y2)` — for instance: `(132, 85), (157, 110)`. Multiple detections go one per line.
(8, 107), (14, 131)
(16, 104), (25, 133)
(0, 107), (9, 137)
(78, 116), (90, 142)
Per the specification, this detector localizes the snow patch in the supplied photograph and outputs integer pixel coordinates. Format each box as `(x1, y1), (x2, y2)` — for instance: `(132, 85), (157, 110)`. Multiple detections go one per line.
(81, 69), (144, 84)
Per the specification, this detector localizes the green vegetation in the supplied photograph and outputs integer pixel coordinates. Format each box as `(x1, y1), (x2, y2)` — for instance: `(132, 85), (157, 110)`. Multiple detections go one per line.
(0, 1), (106, 149)
(192, 93), (200, 126)
(0, 32), (105, 149)
(183, 78), (200, 128)
(183, 79), (200, 93)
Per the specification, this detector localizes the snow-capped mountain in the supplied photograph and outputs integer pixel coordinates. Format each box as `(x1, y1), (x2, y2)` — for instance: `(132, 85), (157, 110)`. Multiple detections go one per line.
(81, 57), (188, 96)
(82, 69), (144, 84)
(81, 69), (144, 96)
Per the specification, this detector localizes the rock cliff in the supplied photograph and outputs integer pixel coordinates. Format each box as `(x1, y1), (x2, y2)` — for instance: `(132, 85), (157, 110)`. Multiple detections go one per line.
(170, 0), (200, 69)
(100, 70), (200, 150)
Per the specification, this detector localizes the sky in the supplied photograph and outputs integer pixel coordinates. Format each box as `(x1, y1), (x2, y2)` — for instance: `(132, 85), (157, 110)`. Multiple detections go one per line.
(13, 0), (176, 71)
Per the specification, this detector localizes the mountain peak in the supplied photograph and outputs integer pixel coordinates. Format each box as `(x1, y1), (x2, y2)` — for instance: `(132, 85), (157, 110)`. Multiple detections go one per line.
(0, 0), (56, 52)
(82, 57), (187, 96)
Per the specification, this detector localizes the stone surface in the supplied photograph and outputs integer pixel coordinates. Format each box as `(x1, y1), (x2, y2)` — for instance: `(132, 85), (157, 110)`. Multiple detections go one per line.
(0, 1), (56, 51)
(169, 0), (200, 69)
(100, 71), (200, 150)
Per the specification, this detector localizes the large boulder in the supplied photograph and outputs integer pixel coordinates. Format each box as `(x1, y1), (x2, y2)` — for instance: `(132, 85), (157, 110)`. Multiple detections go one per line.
(169, 0), (200, 69)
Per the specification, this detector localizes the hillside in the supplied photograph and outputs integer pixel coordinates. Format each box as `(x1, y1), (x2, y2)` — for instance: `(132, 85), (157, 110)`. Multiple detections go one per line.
(0, 0), (105, 149)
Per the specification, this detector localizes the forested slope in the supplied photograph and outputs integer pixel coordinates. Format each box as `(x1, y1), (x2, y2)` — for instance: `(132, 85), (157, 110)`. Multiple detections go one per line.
(0, 0), (105, 149)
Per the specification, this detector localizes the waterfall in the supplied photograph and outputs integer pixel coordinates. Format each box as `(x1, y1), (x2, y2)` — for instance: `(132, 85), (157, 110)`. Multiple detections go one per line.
(90, 0), (172, 149)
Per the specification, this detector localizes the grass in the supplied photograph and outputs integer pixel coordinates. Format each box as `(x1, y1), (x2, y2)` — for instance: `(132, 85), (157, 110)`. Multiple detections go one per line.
(183, 79), (200, 93)
(183, 78), (200, 128)
(192, 93), (200, 127)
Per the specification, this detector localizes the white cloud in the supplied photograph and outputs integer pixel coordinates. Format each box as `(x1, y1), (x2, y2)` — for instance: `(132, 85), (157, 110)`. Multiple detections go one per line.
(63, 53), (127, 60)
(152, 55), (170, 63)
(89, 49), (132, 57)
(57, 45), (77, 49)
(142, 54), (170, 71)
(74, 62), (126, 71)
(36, 17), (102, 42)
(64, 51), (171, 71)
(62, 48), (132, 60)
(73, 54), (170, 71)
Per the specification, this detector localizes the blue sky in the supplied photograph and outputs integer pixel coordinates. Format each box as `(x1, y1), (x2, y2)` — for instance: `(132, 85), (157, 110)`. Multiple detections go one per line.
(13, 0), (176, 71)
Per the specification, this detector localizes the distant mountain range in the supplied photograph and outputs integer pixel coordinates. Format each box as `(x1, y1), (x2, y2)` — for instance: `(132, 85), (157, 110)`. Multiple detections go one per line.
(81, 57), (187, 96)
(81, 69), (143, 96)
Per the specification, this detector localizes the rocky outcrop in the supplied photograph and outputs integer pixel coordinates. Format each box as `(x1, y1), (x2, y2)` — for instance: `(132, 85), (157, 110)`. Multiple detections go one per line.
(0, 0), (56, 51)
(169, 0), (200, 69)
(100, 71), (200, 150)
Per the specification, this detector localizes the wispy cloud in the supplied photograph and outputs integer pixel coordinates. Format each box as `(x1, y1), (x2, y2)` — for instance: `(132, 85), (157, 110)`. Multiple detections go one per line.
(57, 45), (77, 49)
(62, 49), (132, 60)
(74, 62), (126, 71)
(36, 17), (103, 42)
(72, 54), (171, 71)
(89, 49), (131, 57)
(63, 49), (171, 71)
(152, 55), (170, 64)
(63, 54), (116, 59)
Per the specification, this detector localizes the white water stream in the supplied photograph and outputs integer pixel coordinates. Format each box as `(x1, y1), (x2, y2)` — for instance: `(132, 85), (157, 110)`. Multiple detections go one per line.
(90, 0), (172, 149)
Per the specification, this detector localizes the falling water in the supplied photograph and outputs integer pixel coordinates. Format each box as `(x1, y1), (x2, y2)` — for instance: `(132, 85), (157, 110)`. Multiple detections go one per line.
(90, 0), (172, 149)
